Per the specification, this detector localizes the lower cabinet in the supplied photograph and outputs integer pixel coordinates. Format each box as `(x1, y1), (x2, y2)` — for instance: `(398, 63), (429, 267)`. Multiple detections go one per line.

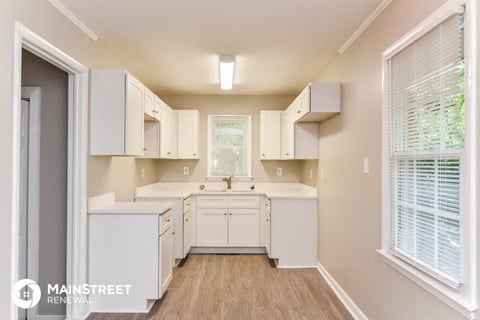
(88, 210), (173, 313)
(196, 195), (260, 247)
(197, 209), (228, 246)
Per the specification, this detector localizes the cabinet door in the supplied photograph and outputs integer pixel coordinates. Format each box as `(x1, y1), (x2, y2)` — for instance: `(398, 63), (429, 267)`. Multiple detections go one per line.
(260, 111), (281, 160)
(159, 102), (171, 158)
(143, 121), (160, 158)
(280, 110), (294, 159)
(228, 209), (259, 247)
(144, 88), (155, 119)
(183, 214), (192, 255)
(178, 110), (199, 159)
(168, 109), (178, 158)
(125, 75), (145, 156)
(197, 209), (228, 246)
(160, 229), (173, 295)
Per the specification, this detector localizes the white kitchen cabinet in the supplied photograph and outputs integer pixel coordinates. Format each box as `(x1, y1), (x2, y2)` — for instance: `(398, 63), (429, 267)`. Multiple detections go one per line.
(159, 101), (178, 159)
(270, 198), (318, 267)
(280, 109), (318, 160)
(197, 209), (228, 246)
(260, 111), (281, 160)
(260, 197), (271, 255)
(90, 70), (145, 156)
(228, 209), (259, 247)
(280, 109), (295, 160)
(143, 120), (161, 158)
(177, 110), (199, 159)
(88, 208), (173, 313)
(292, 82), (341, 122)
(144, 88), (157, 120)
(135, 196), (193, 263)
(196, 195), (260, 247)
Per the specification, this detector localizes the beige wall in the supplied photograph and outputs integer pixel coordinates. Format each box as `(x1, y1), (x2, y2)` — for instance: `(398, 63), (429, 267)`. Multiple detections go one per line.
(314, 0), (478, 319)
(157, 95), (307, 183)
(0, 1), (157, 317)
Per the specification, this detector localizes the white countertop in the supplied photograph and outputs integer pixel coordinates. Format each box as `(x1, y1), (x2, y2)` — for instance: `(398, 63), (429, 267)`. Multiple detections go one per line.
(135, 182), (318, 200)
(88, 192), (173, 214)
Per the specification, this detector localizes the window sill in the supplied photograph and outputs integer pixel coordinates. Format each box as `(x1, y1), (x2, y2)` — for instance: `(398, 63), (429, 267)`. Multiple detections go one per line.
(377, 249), (476, 319)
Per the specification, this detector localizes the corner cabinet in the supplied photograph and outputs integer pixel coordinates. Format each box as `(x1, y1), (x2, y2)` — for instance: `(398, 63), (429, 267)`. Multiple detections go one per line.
(260, 82), (340, 160)
(177, 110), (199, 159)
(90, 70), (145, 156)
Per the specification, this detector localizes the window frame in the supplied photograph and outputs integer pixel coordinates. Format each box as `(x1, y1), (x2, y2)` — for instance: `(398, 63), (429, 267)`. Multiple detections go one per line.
(379, 0), (477, 318)
(206, 114), (253, 179)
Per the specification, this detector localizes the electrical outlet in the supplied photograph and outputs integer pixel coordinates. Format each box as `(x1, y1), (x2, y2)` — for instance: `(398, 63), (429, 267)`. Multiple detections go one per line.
(276, 168), (283, 176)
(320, 168), (325, 180)
(140, 168), (145, 179)
(183, 167), (189, 176)
(363, 157), (369, 174)
(309, 169), (313, 179)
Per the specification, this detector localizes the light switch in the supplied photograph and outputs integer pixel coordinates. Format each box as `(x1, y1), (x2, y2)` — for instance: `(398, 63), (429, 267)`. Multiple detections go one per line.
(183, 167), (190, 176)
(140, 168), (145, 179)
(320, 168), (325, 180)
(363, 157), (369, 174)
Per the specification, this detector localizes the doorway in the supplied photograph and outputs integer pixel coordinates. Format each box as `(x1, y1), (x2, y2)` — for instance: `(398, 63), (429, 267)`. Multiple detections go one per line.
(19, 48), (69, 319)
(11, 23), (89, 320)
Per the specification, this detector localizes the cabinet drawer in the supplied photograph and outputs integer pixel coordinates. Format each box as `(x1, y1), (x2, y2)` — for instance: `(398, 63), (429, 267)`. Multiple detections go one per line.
(183, 197), (192, 214)
(197, 196), (228, 208)
(160, 209), (173, 235)
(229, 196), (260, 208)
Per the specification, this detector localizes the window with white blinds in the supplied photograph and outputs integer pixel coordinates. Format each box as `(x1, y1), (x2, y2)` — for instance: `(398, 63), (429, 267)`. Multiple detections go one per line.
(207, 115), (252, 177)
(385, 13), (465, 288)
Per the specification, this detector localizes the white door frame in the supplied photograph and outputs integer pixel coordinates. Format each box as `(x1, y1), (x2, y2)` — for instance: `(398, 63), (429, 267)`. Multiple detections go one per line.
(11, 22), (89, 320)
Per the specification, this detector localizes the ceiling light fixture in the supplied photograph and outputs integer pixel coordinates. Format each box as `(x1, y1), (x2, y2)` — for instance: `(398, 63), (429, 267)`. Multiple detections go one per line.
(219, 55), (235, 90)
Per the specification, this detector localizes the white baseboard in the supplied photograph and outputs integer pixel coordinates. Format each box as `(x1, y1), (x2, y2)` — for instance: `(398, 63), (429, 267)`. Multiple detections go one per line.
(190, 247), (266, 254)
(316, 262), (368, 320)
(36, 315), (66, 320)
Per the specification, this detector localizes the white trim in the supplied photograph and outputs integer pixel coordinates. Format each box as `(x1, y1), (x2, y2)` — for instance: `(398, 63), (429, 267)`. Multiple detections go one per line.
(47, 0), (98, 41)
(338, 0), (392, 54)
(378, 250), (476, 319)
(380, 1), (478, 318)
(35, 316), (65, 320)
(11, 22), (89, 320)
(382, 0), (465, 59)
(189, 247), (266, 254)
(316, 262), (368, 320)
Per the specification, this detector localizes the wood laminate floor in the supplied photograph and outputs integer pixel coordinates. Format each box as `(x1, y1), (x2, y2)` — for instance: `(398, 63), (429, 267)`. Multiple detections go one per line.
(87, 254), (354, 320)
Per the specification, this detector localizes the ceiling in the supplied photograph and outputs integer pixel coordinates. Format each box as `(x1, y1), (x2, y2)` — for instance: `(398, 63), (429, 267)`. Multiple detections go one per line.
(59, 0), (383, 95)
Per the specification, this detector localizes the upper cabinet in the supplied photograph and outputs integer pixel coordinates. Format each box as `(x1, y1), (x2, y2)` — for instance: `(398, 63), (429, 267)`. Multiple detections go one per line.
(144, 88), (160, 120)
(260, 82), (340, 160)
(177, 110), (199, 159)
(260, 111), (281, 160)
(291, 82), (341, 122)
(158, 100), (179, 159)
(90, 70), (145, 156)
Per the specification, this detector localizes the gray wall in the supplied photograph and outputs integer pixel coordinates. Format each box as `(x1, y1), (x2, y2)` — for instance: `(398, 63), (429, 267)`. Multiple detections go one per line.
(313, 0), (480, 319)
(22, 49), (67, 316)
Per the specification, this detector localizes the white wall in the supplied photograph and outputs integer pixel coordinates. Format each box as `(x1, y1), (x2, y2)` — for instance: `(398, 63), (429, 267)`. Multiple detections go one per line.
(314, 0), (479, 319)
(0, 1), (157, 318)
(158, 94), (308, 183)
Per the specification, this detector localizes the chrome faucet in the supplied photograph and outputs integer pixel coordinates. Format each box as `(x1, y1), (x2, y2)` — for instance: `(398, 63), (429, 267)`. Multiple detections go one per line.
(222, 175), (234, 190)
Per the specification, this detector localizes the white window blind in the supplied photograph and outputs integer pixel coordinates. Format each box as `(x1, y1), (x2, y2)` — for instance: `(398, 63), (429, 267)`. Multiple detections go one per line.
(386, 13), (465, 288)
(208, 115), (252, 177)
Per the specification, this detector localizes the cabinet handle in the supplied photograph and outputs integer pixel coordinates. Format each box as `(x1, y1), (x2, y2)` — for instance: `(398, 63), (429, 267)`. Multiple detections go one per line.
(262, 154), (265, 157)
(285, 153), (289, 156)
(224, 213), (227, 216)
(297, 110), (301, 114)
(193, 153), (197, 156)
(167, 152), (171, 155)
(166, 219), (171, 222)
(185, 218), (189, 222)
(266, 219), (269, 221)
(142, 148), (147, 151)
(229, 212), (232, 216)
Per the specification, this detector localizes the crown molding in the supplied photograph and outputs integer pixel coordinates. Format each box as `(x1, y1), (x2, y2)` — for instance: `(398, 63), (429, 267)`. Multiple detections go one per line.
(48, 0), (98, 41)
